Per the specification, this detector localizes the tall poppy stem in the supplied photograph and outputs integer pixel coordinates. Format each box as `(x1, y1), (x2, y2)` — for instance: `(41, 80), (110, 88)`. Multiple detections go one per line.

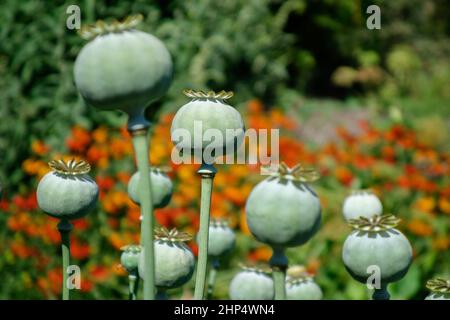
(57, 219), (73, 300)
(129, 121), (155, 300)
(194, 162), (216, 300)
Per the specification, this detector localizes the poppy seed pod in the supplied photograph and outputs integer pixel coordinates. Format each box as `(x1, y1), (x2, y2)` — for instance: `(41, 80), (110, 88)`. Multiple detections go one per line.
(120, 245), (141, 273)
(245, 163), (321, 248)
(170, 90), (245, 160)
(206, 219), (236, 258)
(74, 15), (172, 123)
(37, 159), (99, 220)
(229, 266), (274, 300)
(138, 228), (195, 289)
(285, 266), (323, 300)
(127, 167), (173, 208)
(342, 215), (412, 286)
(342, 190), (383, 221)
(425, 278), (450, 300)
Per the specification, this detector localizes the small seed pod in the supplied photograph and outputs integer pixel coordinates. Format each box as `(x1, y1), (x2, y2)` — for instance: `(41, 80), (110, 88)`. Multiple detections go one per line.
(127, 167), (173, 208)
(425, 278), (450, 300)
(342, 190), (383, 221)
(138, 228), (195, 289)
(74, 15), (172, 121)
(285, 265), (323, 300)
(197, 219), (235, 258)
(170, 90), (245, 159)
(37, 159), (99, 220)
(120, 245), (141, 273)
(229, 265), (274, 300)
(245, 163), (321, 248)
(342, 215), (412, 286)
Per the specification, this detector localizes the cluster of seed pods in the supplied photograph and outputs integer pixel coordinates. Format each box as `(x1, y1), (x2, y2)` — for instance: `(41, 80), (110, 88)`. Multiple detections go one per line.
(35, 14), (447, 301)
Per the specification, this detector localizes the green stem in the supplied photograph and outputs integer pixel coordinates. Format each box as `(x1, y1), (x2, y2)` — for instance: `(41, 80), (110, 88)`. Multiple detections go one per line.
(130, 126), (155, 300)
(128, 271), (138, 300)
(207, 259), (219, 299)
(270, 247), (288, 300)
(57, 219), (73, 301)
(372, 284), (390, 300)
(194, 163), (217, 300)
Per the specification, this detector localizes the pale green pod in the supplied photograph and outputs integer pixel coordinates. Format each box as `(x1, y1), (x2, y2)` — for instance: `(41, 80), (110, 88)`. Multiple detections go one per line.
(120, 245), (141, 273)
(342, 228), (412, 285)
(138, 228), (195, 289)
(127, 168), (173, 208)
(170, 90), (244, 158)
(196, 220), (236, 258)
(342, 190), (383, 221)
(37, 160), (98, 220)
(246, 175), (321, 248)
(286, 278), (323, 300)
(74, 16), (172, 114)
(229, 268), (274, 300)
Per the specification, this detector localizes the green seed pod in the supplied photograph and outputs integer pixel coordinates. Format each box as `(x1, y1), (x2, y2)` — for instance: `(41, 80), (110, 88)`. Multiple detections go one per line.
(285, 266), (323, 300)
(127, 167), (173, 208)
(342, 215), (412, 285)
(138, 228), (194, 289)
(170, 90), (244, 158)
(74, 15), (172, 121)
(120, 245), (141, 273)
(37, 159), (98, 220)
(245, 163), (321, 248)
(196, 219), (236, 258)
(342, 190), (383, 222)
(425, 278), (450, 300)
(229, 266), (274, 300)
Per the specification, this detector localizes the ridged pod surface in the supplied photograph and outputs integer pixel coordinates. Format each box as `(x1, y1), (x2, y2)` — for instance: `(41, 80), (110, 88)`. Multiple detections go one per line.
(342, 215), (413, 285)
(138, 228), (195, 289)
(120, 245), (141, 273)
(170, 90), (244, 156)
(74, 16), (172, 114)
(127, 168), (173, 208)
(229, 268), (274, 300)
(37, 160), (98, 220)
(245, 163), (321, 248)
(202, 220), (236, 258)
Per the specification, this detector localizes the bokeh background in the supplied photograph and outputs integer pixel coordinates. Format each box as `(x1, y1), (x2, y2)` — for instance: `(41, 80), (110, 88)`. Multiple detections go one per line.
(0, 0), (449, 299)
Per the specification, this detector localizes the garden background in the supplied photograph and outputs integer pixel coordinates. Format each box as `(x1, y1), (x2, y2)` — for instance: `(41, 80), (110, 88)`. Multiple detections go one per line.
(0, 0), (449, 299)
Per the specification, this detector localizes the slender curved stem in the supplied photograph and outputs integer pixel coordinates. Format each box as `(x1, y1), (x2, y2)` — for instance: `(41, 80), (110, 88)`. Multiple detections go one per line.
(194, 163), (217, 300)
(207, 259), (220, 299)
(270, 247), (288, 300)
(128, 271), (138, 300)
(130, 126), (155, 300)
(57, 219), (73, 300)
(372, 284), (390, 300)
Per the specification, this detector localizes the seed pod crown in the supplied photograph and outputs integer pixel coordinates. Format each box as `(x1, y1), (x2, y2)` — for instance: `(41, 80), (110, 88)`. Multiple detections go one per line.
(265, 162), (320, 183)
(238, 263), (272, 275)
(154, 227), (192, 243)
(286, 265), (314, 285)
(426, 278), (450, 294)
(120, 244), (142, 254)
(183, 89), (234, 101)
(49, 159), (91, 175)
(79, 14), (143, 40)
(348, 214), (401, 232)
